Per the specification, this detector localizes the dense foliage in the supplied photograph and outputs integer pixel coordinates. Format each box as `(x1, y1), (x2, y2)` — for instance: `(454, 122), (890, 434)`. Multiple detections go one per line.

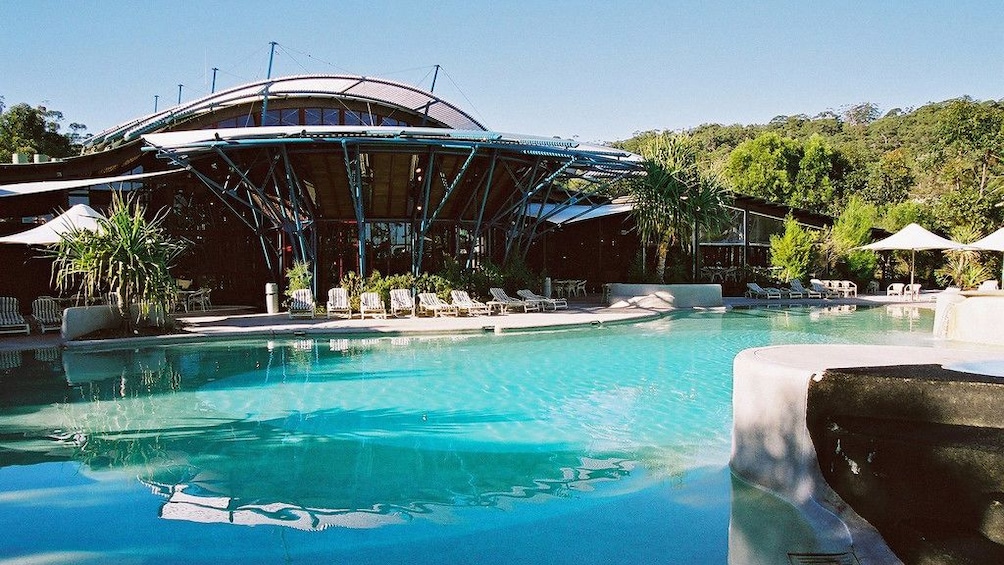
(49, 192), (188, 331)
(0, 96), (87, 162)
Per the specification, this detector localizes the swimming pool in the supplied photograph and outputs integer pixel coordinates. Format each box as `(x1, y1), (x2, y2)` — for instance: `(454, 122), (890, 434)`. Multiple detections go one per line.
(0, 306), (941, 564)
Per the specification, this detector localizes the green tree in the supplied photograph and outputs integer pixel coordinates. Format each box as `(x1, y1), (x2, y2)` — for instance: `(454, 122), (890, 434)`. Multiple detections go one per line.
(821, 197), (878, 281)
(49, 192), (188, 332)
(725, 132), (800, 204)
(864, 148), (914, 206)
(792, 134), (836, 210)
(0, 102), (83, 162)
(769, 216), (816, 283)
(630, 133), (732, 281)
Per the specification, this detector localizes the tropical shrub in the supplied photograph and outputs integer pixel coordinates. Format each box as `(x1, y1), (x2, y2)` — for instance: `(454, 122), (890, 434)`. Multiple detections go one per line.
(49, 191), (188, 332)
(769, 216), (815, 283)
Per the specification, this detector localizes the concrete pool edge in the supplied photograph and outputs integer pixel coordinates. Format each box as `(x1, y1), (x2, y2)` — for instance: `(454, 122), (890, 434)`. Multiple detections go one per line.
(730, 344), (1004, 564)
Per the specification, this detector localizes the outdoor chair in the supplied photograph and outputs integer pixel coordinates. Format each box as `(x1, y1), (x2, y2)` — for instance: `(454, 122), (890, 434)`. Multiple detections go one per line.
(489, 287), (540, 313)
(359, 292), (387, 319)
(450, 290), (490, 316)
(289, 289), (316, 319)
(187, 288), (212, 311)
(837, 280), (857, 297)
(0, 297), (30, 335)
(517, 289), (567, 310)
(325, 287), (351, 318)
(789, 279), (821, 299)
(31, 296), (62, 333)
(745, 283), (780, 299)
(780, 284), (804, 299)
(389, 289), (415, 317)
(906, 283), (922, 300)
(887, 283), (905, 297)
(417, 292), (458, 317)
(810, 279), (840, 298)
(978, 280), (999, 291)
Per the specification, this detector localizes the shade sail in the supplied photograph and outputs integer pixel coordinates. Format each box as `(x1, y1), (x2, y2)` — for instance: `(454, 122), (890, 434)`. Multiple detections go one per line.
(0, 169), (183, 198)
(858, 223), (964, 252)
(0, 204), (103, 245)
(525, 202), (633, 225)
(970, 226), (1004, 252)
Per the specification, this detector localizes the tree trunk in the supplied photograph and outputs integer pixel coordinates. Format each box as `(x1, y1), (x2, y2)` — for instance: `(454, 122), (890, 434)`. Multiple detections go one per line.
(655, 232), (671, 282)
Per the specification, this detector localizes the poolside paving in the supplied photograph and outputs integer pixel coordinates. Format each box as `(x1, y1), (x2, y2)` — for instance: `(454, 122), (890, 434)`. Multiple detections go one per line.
(0, 291), (943, 351)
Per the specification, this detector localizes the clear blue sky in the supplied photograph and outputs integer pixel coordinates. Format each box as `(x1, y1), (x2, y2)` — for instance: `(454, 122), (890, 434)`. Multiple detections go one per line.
(1, 0), (1001, 144)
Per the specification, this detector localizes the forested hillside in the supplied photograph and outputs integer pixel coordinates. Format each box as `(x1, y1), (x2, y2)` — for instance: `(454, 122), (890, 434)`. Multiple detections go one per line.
(618, 97), (1003, 236)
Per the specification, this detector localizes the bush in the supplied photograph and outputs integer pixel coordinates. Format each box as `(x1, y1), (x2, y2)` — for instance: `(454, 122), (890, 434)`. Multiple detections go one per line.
(770, 216), (815, 283)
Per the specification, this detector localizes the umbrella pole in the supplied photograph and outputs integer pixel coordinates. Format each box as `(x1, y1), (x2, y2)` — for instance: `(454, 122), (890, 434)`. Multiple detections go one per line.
(910, 249), (916, 301)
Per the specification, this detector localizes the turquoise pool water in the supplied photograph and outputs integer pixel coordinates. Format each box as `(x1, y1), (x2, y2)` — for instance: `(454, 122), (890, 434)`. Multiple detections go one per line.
(0, 306), (942, 564)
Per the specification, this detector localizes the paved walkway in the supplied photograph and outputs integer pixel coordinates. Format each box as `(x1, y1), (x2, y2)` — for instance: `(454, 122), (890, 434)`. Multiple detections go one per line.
(0, 291), (942, 351)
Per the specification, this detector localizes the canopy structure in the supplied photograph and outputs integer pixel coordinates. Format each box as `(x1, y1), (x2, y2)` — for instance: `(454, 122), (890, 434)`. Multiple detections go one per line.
(858, 223), (964, 288)
(0, 169), (183, 198)
(969, 226), (1004, 283)
(0, 203), (104, 245)
(525, 202), (633, 225)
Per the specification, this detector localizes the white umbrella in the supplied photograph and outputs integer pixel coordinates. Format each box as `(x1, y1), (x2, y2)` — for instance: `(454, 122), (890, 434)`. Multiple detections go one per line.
(969, 226), (1004, 283)
(857, 223), (965, 288)
(0, 204), (104, 245)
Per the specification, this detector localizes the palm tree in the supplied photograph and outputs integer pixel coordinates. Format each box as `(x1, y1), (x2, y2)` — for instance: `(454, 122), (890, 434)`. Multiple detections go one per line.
(629, 134), (732, 281)
(49, 191), (188, 332)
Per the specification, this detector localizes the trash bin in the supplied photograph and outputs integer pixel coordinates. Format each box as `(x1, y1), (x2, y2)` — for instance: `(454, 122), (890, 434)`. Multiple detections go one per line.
(265, 282), (279, 314)
(543, 277), (552, 298)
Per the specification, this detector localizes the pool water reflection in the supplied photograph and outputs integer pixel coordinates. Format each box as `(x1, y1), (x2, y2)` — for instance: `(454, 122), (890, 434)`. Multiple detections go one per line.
(0, 307), (941, 564)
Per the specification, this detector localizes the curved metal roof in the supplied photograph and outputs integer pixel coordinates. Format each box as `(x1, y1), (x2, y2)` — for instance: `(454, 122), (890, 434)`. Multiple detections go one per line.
(85, 74), (488, 151)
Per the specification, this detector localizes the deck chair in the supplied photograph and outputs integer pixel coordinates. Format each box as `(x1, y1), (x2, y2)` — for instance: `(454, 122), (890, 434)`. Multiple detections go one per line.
(187, 288), (212, 311)
(978, 280), (999, 291)
(810, 279), (840, 298)
(789, 279), (821, 299)
(0, 297), (30, 335)
(517, 289), (567, 310)
(745, 283), (781, 299)
(906, 284), (922, 300)
(837, 280), (857, 297)
(450, 290), (490, 316)
(886, 283), (905, 297)
(780, 284), (804, 299)
(289, 289), (316, 319)
(31, 296), (63, 333)
(389, 289), (415, 317)
(489, 287), (540, 313)
(325, 287), (351, 318)
(417, 292), (458, 317)
(359, 292), (387, 319)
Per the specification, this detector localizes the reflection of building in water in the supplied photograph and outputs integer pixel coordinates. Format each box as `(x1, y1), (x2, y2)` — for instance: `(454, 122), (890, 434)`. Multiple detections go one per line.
(140, 448), (634, 531)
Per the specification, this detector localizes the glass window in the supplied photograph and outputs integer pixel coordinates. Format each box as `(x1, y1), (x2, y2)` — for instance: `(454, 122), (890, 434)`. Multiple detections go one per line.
(279, 109), (299, 125)
(322, 109), (341, 125)
(217, 118), (238, 128)
(344, 111), (363, 126)
(304, 108), (323, 125)
(235, 114), (255, 127)
(262, 109), (282, 126)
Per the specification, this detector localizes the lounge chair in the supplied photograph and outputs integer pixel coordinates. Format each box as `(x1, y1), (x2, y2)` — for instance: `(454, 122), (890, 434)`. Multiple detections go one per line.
(450, 290), (490, 316)
(389, 289), (415, 317)
(836, 280), (857, 297)
(325, 287), (351, 318)
(417, 292), (458, 317)
(978, 280), (999, 291)
(906, 283), (922, 300)
(810, 279), (840, 298)
(789, 279), (821, 299)
(187, 288), (212, 311)
(489, 287), (540, 312)
(289, 289), (316, 319)
(745, 283), (781, 299)
(32, 296), (62, 333)
(359, 292), (387, 319)
(0, 297), (30, 335)
(517, 289), (567, 310)
(887, 283), (905, 297)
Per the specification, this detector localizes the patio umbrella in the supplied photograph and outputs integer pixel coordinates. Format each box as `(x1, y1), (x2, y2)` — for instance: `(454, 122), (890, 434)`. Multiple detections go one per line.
(969, 226), (1004, 283)
(857, 223), (965, 288)
(0, 204), (104, 245)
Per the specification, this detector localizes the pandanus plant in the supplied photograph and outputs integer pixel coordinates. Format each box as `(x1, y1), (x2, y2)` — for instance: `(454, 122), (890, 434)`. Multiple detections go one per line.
(49, 191), (188, 332)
